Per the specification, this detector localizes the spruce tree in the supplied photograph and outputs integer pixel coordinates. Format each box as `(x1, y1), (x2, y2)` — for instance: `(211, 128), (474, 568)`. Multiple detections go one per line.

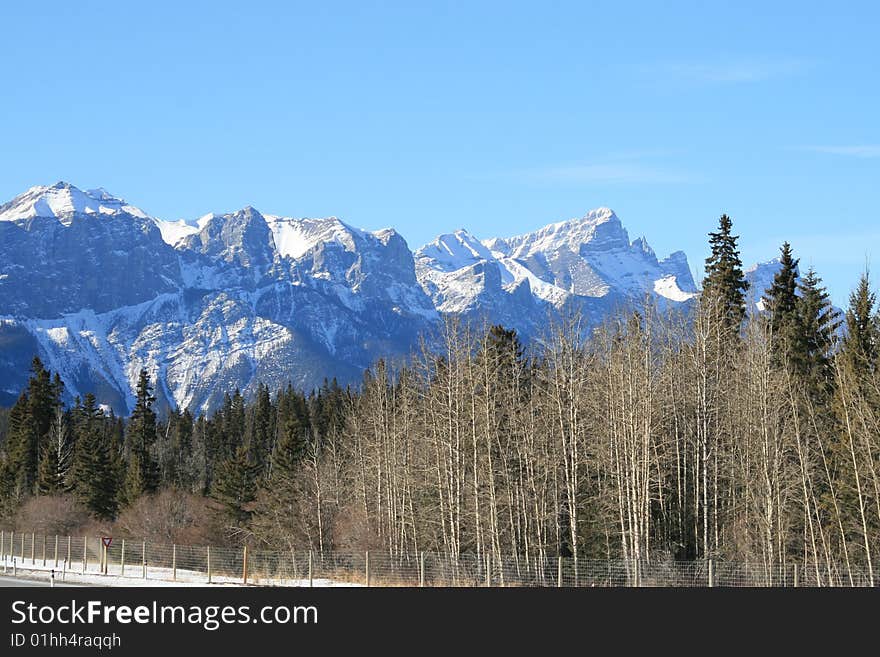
(250, 384), (274, 473)
(36, 407), (72, 495)
(796, 268), (841, 393)
(126, 369), (158, 456)
(70, 394), (118, 518)
(703, 214), (749, 332)
(27, 358), (60, 446)
(211, 443), (259, 528)
(842, 271), (879, 372)
(123, 369), (159, 501)
(762, 242), (801, 365)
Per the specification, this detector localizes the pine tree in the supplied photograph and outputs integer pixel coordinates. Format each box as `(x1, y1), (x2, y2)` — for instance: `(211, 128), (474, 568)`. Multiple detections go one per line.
(703, 214), (749, 332)
(842, 271), (879, 372)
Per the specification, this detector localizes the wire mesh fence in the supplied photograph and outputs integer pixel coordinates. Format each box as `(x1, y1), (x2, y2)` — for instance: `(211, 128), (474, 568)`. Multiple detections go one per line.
(0, 529), (876, 587)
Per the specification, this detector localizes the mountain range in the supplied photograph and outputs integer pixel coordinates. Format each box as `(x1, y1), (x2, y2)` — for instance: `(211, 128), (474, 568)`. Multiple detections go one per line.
(0, 182), (777, 414)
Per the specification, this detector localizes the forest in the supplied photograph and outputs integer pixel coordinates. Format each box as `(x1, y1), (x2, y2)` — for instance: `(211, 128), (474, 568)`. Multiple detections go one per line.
(0, 214), (878, 584)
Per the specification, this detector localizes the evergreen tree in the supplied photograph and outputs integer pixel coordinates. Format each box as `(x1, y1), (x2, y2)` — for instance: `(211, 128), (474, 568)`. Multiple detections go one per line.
(126, 369), (158, 456)
(4, 392), (36, 496)
(123, 369), (159, 501)
(842, 271), (879, 372)
(2, 360), (64, 497)
(27, 358), (60, 446)
(36, 407), (72, 495)
(250, 383), (274, 473)
(762, 242), (802, 366)
(796, 268), (841, 393)
(211, 442), (259, 528)
(70, 394), (118, 518)
(703, 214), (749, 331)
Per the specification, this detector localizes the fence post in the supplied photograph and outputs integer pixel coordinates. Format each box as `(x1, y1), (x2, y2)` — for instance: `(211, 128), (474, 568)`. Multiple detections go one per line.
(42, 535), (46, 566)
(54, 535), (58, 568)
(20, 531), (24, 561)
(558, 556), (563, 587)
(142, 541), (146, 579)
(486, 553), (491, 587)
(173, 545), (177, 582)
(207, 547), (212, 584)
(793, 563), (799, 588)
(62, 557), (66, 581)
(308, 550), (313, 587)
(82, 536), (87, 574)
(242, 545), (248, 585)
(419, 551), (425, 587)
(0, 530), (4, 563)
(31, 532), (35, 564)
(365, 551), (370, 587)
(67, 536), (71, 566)
(708, 559), (714, 588)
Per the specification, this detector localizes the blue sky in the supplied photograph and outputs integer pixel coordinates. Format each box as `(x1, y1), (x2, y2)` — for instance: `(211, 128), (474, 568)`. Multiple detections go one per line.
(1, 1), (877, 303)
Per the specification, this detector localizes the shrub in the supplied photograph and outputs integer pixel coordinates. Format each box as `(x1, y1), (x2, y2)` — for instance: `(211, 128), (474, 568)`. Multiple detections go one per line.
(113, 489), (222, 545)
(14, 494), (91, 536)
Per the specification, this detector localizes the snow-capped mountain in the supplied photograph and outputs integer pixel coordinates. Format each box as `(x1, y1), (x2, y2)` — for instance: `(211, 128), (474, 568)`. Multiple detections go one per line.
(415, 208), (697, 337)
(1, 183), (700, 414)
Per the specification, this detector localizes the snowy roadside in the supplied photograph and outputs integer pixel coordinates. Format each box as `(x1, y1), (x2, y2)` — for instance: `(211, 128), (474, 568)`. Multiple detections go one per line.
(0, 555), (360, 588)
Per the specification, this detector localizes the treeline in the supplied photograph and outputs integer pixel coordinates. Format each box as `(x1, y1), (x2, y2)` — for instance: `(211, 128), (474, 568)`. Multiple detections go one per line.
(0, 214), (879, 584)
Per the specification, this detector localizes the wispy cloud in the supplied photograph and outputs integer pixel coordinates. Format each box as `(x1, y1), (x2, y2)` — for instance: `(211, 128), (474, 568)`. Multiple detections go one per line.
(802, 145), (880, 158)
(649, 57), (809, 85)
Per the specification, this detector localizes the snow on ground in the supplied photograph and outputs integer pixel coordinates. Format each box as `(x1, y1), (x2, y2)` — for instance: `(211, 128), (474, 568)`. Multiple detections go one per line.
(0, 554), (360, 588)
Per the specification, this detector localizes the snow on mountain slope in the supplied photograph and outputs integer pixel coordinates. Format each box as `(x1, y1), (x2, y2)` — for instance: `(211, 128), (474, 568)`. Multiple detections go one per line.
(0, 182), (732, 415)
(0, 182), (149, 224)
(0, 183), (438, 413)
(417, 229), (496, 271)
(265, 215), (360, 260)
(153, 217), (201, 246)
(416, 208), (697, 334)
(654, 275), (694, 302)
